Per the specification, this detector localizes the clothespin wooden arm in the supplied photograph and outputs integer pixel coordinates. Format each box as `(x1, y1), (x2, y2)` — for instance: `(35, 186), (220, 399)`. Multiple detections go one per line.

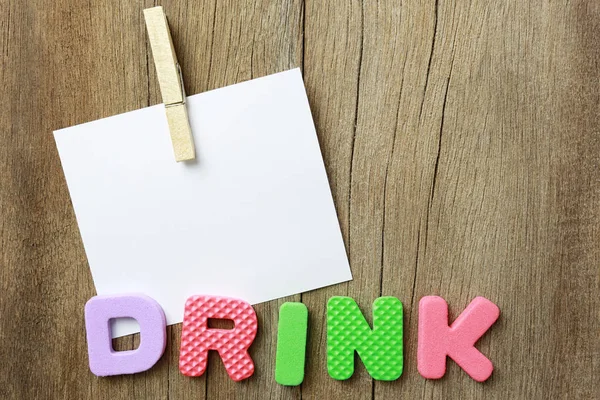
(144, 6), (195, 162)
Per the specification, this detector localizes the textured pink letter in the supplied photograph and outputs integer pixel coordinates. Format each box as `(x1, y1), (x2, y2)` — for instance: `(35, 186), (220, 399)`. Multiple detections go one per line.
(179, 295), (257, 381)
(417, 296), (500, 382)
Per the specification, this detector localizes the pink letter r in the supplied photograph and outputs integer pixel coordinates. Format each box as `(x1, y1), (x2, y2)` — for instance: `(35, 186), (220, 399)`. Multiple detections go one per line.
(179, 295), (257, 381)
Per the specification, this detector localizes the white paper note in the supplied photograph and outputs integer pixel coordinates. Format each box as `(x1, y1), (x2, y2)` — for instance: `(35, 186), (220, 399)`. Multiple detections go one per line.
(54, 68), (352, 337)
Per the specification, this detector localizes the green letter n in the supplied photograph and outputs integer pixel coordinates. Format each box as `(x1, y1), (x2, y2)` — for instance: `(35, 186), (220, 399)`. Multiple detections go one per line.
(327, 296), (403, 381)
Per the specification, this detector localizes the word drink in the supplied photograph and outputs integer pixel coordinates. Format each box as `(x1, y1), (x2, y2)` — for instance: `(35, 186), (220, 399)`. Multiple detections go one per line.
(84, 294), (500, 383)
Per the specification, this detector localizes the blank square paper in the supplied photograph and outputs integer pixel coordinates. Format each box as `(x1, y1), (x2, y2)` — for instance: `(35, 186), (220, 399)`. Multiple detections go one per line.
(54, 68), (352, 337)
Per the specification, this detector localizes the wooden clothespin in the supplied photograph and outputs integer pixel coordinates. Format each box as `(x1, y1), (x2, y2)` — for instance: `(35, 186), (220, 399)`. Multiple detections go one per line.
(143, 6), (195, 162)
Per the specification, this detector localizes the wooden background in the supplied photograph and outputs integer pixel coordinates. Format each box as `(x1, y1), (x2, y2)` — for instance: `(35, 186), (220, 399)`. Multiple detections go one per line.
(1, 0), (599, 398)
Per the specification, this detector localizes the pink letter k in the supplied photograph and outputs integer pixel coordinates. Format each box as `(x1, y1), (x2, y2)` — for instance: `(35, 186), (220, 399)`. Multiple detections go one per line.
(417, 296), (500, 382)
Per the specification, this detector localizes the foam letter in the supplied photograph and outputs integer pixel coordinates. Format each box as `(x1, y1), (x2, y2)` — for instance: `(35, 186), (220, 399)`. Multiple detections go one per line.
(275, 302), (308, 385)
(84, 294), (166, 376)
(417, 296), (500, 382)
(179, 295), (257, 381)
(327, 296), (403, 381)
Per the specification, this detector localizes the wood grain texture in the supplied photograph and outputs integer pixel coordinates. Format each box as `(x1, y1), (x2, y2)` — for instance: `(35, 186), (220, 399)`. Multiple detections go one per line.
(1, 0), (598, 399)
